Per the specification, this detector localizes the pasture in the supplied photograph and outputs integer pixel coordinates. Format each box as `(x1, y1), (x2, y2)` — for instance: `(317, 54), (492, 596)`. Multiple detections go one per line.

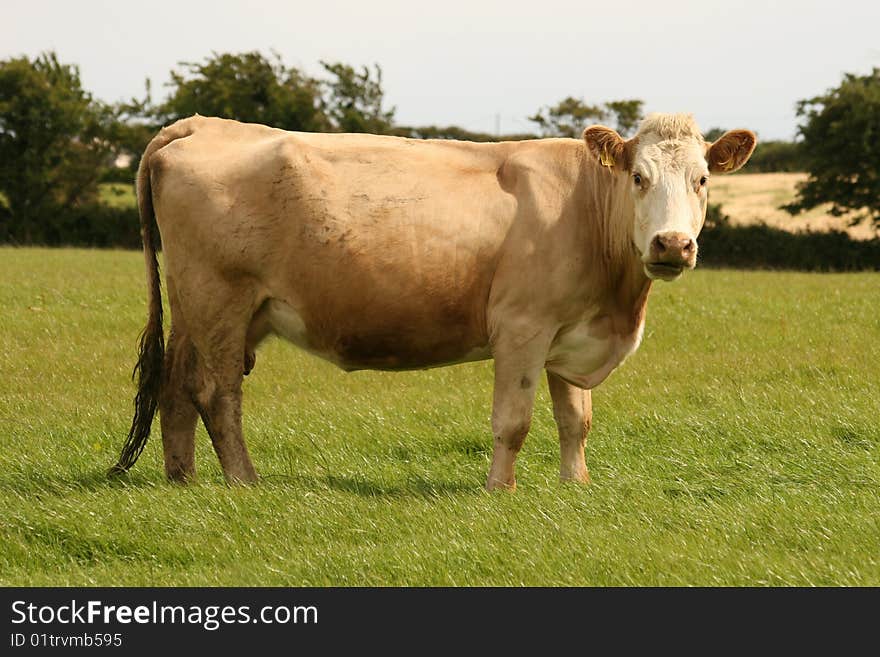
(1, 248), (878, 586)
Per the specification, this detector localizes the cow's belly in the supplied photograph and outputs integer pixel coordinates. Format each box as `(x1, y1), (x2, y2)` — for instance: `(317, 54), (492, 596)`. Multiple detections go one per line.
(545, 317), (645, 389)
(264, 299), (491, 371)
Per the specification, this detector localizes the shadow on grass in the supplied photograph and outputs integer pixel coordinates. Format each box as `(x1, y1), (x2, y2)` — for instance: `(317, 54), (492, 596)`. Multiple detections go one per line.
(320, 473), (477, 499)
(258, 471), (479, 498)
(0, 466), (158, 496)
(444, 437), (491, 456)
(0, 465), (484, 498)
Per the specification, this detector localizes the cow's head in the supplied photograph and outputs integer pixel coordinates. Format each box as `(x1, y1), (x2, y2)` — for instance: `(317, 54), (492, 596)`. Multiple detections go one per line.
(583, 113), (756, 281)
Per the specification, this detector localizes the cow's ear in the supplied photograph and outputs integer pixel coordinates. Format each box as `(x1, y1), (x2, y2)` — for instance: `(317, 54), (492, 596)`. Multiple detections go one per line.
(706, 129), (757, 174)
(583, 125), (635, 171)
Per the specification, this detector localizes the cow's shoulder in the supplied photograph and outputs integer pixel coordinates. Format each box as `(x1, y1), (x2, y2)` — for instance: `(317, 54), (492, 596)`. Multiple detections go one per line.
(496, 138), (586, 212)
(501, 138), (585, 180)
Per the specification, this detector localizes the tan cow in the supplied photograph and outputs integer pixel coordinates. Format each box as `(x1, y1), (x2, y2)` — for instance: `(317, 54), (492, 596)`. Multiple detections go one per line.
(112, 113), (755, 489)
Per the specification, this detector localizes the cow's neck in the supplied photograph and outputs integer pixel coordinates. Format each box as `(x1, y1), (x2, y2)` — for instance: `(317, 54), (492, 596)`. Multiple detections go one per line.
(609, 255), (652, 338)
(576, 165), (652, 330)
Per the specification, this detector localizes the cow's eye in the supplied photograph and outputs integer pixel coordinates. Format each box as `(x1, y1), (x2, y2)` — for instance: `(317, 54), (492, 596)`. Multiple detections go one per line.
(633, 173), (642, 185)
(699, 175), (708, 186)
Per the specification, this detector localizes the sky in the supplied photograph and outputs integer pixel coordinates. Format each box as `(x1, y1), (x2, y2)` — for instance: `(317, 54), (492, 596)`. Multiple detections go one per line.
(4, 0), (879, 140)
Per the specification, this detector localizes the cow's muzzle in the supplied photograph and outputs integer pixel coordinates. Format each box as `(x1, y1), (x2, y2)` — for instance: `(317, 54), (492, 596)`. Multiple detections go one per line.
(645, 231), (696, 280)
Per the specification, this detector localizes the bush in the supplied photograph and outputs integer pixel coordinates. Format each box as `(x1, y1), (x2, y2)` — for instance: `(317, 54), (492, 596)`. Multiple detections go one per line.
(744, 140), (804, 173)
(0, 203), (140, 248)
(62, 204), (141, 248)
(700, 204), (880, 271)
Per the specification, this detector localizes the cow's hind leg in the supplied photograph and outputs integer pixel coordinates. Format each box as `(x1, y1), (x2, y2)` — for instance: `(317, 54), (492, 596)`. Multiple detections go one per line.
(182, 281), (260, 485)
(193, 365), (256, 485)
(547, 371), (591, 483)
(160, 327), (199, 482)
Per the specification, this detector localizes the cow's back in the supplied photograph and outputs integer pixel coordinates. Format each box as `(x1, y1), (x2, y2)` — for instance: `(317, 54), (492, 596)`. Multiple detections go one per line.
(151, 116), (525, 370)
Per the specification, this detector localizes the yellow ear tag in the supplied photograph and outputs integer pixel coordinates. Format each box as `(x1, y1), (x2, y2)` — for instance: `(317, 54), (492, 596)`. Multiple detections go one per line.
(599, 144), (615, 168)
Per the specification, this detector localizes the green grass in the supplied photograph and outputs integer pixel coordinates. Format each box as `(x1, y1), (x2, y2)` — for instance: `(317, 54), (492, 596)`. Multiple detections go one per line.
(1, 248), (879, 586)
(98, 183), (136, 208)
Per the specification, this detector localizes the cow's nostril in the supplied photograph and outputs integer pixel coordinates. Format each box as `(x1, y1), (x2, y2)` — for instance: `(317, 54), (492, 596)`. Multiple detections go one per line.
(652, 235), (667, 253)
(682, 238), (694, 254)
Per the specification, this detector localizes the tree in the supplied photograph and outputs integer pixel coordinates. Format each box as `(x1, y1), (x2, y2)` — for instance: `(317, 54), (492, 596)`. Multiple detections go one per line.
(784, 68), (880, 224)
(158, 51), (328, 132)
(156, 53), (396, 135)
(99, 80), (160, 182)
(391, 124), (536, 142)
(604, 99), (644, 137)
(529, 97), (644, 138)
(319, 61), (395, 133)
(529, 96), (606, 138)
(0, 52), (117, 243)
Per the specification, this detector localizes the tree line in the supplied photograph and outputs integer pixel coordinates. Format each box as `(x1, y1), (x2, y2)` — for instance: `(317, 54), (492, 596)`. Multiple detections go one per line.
(1, 50), (878, 247)
(0, 50), (645, 245)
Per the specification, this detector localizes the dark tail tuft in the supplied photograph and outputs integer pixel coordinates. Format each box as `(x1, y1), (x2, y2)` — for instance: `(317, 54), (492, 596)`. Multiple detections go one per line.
(109, 294), (164, 475)
(110, 136), (166, 476)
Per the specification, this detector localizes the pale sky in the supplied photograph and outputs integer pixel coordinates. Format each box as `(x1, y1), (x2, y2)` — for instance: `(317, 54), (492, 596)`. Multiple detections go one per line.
(4, 0), (879, 140)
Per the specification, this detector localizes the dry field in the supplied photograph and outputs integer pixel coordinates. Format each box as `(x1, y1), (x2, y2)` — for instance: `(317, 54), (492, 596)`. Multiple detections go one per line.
(709, 173), (879, 240)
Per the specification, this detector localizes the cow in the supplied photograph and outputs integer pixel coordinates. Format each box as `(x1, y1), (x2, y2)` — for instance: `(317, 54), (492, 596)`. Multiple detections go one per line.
(111, 113), (755, 490)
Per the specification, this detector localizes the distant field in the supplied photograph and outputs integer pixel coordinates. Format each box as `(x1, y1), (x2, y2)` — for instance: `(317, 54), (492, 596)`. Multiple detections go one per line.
(710, 172), (878, 240)
(1, 248), (878, 585)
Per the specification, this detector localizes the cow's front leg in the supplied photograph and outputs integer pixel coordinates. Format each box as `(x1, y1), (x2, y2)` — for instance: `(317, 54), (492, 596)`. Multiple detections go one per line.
(547, 371), (591, 483)
(486, 333), (553, 491)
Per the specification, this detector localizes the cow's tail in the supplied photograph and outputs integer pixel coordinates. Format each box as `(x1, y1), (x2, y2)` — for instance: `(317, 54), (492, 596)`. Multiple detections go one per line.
(110, 130), (173, 476)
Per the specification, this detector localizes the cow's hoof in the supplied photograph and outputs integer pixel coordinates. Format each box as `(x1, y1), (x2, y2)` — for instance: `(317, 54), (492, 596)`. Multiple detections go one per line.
(560, 470), (591, 484)
(224, 472), (259, 486)
(166, 469), (196, 484)
(485, 477), (517, 492)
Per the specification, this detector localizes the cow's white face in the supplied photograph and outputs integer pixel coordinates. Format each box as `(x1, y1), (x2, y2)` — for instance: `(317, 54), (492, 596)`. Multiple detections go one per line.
(583, 115), (756, 281)
(629, 136), (709, 280)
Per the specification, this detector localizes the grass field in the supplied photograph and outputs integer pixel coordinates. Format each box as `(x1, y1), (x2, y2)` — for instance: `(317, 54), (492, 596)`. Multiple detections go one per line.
(1, 248), (879, 586)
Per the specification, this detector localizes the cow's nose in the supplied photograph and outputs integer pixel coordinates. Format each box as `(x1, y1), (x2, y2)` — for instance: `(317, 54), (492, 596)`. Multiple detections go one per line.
(650, 232), (695, 264)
